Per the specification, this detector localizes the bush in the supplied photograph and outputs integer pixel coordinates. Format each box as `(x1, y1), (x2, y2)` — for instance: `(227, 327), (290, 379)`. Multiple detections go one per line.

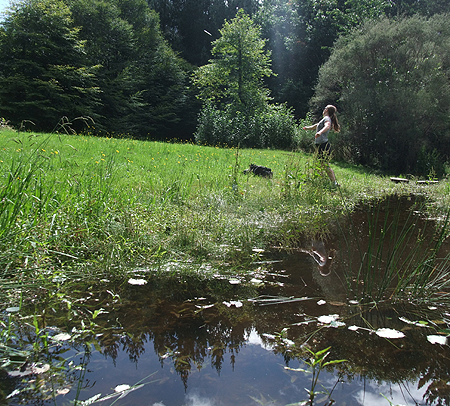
(311, 14), (450, 176)
(195, 102), (297, 149)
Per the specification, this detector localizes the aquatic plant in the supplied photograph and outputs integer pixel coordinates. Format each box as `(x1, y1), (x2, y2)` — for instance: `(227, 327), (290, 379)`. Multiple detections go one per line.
(285, 346), (346, 406)
(338, 195), (450, 304)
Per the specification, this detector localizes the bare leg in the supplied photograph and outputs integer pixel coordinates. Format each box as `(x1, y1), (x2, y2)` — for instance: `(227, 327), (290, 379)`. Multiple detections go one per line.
(325, 165), (336, 182)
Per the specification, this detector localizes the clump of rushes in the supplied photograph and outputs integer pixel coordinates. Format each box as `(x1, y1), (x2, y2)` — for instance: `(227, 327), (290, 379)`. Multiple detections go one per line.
(338, 195), (450, 304)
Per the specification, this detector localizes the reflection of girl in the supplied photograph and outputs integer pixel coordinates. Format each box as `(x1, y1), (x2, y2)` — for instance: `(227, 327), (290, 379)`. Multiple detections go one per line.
(303, 105), (340, 186)
(309, 240), (335, 277)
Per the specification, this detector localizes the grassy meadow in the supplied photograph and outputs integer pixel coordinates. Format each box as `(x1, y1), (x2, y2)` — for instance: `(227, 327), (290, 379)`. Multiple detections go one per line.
(1, 128), (450, 294)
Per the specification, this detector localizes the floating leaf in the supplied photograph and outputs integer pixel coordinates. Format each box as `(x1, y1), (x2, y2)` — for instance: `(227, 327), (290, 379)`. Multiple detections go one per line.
(427, 335), (448, 345)
(399, 317), (429, 327)
(195, 304), (214, 310)
(52, 333), (71, 342)
(128, 278), (147, 285)
(223, 300), (243, 308)
(114, 384), (131, 393)
(250, 278), (263, 285)
(317, 314), (339, 324)
(375, 328), (405, 339)
(330, 321), (346, 328)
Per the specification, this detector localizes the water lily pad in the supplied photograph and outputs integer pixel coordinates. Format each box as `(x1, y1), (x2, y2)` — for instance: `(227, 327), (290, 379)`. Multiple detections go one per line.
(52, 333), (71, 342)
(114, 384), (131, 393)
(427, 335), (448, 345)
(317, 314), (339, 324)
(223, 300), (243, 308)
(128, 278), (147, 285)
(330, 321), (346, 328)
(375, 328), (405, 339)
(399, 317), (429, 327)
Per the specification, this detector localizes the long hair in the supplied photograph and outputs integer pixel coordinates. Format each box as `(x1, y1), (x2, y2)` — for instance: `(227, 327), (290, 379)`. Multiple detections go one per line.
(326, 105), (340, 132)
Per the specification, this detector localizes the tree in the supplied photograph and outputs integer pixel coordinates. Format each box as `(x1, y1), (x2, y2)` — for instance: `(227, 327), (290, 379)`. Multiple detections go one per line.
(193, 9), (273, 113)
(311, 14), (450, 175)
(69, 0), (192, 139)
(0, 0), (100, 131)
(193, 10), (296, 148)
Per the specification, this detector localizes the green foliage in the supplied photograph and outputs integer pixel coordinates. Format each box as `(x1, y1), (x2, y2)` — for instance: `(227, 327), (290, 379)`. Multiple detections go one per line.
(311, 14), (450, 175)
(0, 0), (101, 132)
(285, 345), (346, 406)
(69, 0), (191, 139)
(193, 10), (273, 110)
(193, 10), (298, 149)
(195, 102), (297, 149)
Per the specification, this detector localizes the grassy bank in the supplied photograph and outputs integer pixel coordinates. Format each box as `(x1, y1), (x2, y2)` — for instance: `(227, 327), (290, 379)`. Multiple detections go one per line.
(0, 129), (449, 289)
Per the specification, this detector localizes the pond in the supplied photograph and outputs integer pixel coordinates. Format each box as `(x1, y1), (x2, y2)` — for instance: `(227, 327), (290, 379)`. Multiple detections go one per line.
(3, 195), (450, 406)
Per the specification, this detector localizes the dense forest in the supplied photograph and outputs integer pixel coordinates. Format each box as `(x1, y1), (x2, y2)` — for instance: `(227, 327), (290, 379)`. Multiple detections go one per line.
(1, 0), (450, 174)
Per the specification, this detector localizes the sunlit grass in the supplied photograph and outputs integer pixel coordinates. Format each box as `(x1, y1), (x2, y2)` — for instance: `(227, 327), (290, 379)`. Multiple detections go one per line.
(0, 129), (448, 289)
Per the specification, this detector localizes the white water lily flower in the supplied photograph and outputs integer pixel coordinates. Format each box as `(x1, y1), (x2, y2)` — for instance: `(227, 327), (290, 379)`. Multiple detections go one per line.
(6, 307), (20, 313)
(114, 384), (131, 393)
(128, 278), (147, 285)
(427, 335), (448, 345)
(375, 328), (405, 339)
(228, 279), (240, 284)
(317, 300), (326, 306)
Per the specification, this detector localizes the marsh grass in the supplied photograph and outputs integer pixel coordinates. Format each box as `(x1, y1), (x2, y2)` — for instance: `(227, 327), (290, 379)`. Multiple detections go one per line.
(338, 195), (450, 303)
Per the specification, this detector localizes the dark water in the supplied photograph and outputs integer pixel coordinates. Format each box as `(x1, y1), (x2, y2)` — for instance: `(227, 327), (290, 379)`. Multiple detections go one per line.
(3, 196), (450, 406)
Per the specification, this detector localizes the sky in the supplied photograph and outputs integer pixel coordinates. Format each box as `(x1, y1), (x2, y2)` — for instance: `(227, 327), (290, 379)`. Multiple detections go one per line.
(0, 0), (9, 15)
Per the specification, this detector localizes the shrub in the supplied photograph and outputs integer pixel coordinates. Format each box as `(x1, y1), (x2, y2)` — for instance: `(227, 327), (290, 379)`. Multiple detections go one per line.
(195, 102), (297, 149)
(311, 14), (450, 175)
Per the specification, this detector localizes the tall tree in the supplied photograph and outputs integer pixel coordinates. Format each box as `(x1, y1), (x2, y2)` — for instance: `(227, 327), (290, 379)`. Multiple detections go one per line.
(193, 9), (273, 113)
(193, 10), (297, 149)
(0, 0), (100, 131)
(69, 0), (191, 139)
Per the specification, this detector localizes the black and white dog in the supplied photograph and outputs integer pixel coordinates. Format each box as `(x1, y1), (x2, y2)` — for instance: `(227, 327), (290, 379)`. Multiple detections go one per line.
(243, 163), (273, 179)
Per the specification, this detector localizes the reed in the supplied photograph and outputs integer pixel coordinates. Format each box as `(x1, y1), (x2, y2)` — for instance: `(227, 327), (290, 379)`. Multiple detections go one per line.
(338, 195), (450, 303)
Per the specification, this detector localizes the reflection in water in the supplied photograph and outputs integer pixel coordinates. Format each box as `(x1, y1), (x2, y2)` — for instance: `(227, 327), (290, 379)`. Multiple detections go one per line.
(307, 240), (335, 276)
(4, 196), (450, 405)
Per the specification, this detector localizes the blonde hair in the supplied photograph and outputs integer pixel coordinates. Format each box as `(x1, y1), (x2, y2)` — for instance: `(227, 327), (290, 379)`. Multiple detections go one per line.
(326, 105), (340, 133)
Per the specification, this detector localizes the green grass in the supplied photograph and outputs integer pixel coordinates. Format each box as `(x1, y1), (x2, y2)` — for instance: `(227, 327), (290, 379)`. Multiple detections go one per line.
(0, 129), (449, 300)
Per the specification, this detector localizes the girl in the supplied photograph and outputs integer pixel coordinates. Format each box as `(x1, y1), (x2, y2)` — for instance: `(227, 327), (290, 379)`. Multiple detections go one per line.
(303, 105), (340, 186)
